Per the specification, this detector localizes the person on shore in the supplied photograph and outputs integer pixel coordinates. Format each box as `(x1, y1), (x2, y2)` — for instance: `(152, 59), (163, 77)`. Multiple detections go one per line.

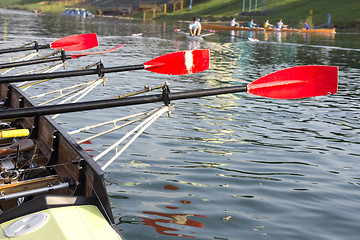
(304, 21), (310, 30)
(264, 20), (273, 29)
(248, 19), (256, 28)
(230, 18), (240, 27)
(189, 17), (202, 36)
(277, 19), (288, 29)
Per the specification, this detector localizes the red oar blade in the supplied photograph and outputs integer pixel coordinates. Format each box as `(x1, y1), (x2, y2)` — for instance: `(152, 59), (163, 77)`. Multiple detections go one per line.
(71, 44), (126, 59)
(144, 49), (210, 75)
(50, 33), (98, 51)
(247, 65), (338, 99)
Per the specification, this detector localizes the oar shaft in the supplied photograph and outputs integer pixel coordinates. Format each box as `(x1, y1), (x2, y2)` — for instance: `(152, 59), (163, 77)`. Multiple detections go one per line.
(0, 56), (70, 69)
(0, 64), (145, 83)
(0, 86), (247, 119)
(170, 85), (247, 100)
(0, 44), (50, 54)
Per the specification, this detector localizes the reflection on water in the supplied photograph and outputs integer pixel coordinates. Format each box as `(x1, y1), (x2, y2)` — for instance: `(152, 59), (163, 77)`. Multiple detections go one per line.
(140, 210), (205, 238)
(1, 17), (7, 41)
(187, 40), (201, 50)
(120, 184), (206, 238)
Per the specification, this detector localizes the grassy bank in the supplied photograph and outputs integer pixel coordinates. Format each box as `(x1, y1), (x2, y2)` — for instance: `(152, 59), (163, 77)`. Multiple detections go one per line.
(1, 0), (359, 29)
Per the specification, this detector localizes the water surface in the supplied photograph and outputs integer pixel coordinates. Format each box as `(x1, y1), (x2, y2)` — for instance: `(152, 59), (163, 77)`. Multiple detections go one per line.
(1, 9), (360, 240)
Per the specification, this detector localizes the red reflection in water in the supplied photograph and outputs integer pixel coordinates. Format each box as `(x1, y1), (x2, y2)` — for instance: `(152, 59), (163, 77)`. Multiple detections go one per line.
(140, 211), (206, 238)
(180, 200), (191, 204)
(164, 184), (179, 190)
(166, 206), (178, 209)
(76, 139), (92, 145)
(85, 149), (94, 157)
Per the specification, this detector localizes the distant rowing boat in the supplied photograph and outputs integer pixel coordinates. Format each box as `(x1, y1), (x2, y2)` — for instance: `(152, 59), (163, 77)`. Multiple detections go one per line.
(175, 30), (215, 41)
(296, 28), (336, 33)
(61, 8), (94, 18)
(186, 34), (204, 41)
(201, 23), (336, 34)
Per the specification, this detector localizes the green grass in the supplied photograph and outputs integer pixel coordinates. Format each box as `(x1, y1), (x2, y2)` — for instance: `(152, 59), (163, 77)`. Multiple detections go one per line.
(0, 0), (67, 14)
(1, 0), (359, 29)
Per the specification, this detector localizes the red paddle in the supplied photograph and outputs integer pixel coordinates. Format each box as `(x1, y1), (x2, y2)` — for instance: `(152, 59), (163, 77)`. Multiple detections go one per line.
(0, 49), (211, 84)
(144, 49), (210, 75)
(49, 33), (98, 51)
(0, 44), (126, 69)
(0, 65), (338, 120)
(0, 33), (98, 54)
(71, 44), (126, 58)
(247, 65), (338, 99)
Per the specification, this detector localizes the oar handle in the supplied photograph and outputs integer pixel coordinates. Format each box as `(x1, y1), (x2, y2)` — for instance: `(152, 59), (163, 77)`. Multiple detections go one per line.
(0, 44), (50, 54)
(0, 86), (248, 120)
(0, 64), (145, 83)
(0, 129), (30, 138)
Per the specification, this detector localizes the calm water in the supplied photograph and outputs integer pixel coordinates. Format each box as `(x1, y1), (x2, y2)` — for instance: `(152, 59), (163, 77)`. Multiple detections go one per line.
(1, 9), (360, 240)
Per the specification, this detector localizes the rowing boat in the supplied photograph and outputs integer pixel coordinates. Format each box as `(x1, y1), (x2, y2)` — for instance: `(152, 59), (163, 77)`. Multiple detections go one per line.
(0, 85), (123, 239)
(0, 35), (123, 239)
(175, 30), (215, 41)
(0, 47), (210, 239)
(177, 31), (204, 41)
(201, 23), (336, 34)
(187, 34), (204, 41)
(295, 28), (336, 33)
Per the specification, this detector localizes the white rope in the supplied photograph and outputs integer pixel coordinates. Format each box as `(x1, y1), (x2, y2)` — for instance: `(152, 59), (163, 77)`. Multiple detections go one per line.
(31, 79), (98, 99)
(1, 52), (39, 75)
(0, 53), (33, 63)
(100, 105), (172, 170)
(93, 107), (166, 162)
(52, 78), (106, 119)
(17, 62), (66, 90)
(68, 108), (159, 135)
(77, 118), (140, 144)
(75, 109), (161, 144)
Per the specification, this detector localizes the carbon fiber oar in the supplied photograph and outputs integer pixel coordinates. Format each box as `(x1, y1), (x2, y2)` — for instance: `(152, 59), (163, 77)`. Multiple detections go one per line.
(0, 66), (338, 120)
(0, 33), (98, 54)
(0, 44), (126, 69)
(0, 49), (210, 84)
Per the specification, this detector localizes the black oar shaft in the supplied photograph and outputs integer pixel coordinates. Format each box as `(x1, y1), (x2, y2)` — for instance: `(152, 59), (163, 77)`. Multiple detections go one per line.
(0, 65), (145, 83)
(0, 44), (51, 54)
(0, 86), (247, 119)
(0, 56), (70, 69)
